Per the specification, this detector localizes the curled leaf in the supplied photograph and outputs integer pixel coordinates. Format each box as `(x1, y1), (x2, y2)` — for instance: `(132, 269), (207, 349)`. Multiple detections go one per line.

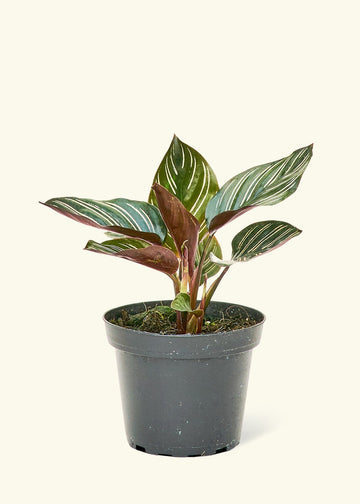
(152, 183), (200, 276)
(85, 241), (179, 275)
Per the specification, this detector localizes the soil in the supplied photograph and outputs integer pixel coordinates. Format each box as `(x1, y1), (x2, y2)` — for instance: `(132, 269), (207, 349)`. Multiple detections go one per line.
(109, 304), (258, 334)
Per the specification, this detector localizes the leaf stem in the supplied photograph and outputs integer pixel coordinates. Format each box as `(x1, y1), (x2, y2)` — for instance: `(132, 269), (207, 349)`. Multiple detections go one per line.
(204, 266), (230, 310)
(190, 234), (212, 309)
(167, 273), (181, 296)
(196, 274), (207, 333)
(180, 246), (189, 293)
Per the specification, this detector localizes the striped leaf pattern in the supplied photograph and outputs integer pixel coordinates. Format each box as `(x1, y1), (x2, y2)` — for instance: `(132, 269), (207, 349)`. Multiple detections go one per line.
(149, 135), (219, 239)
(85, 239), (179, 274)
(205, 144), (313, 233)
(210, 220), (301, 265)
(85, 237), (149, 254)
(42, 197), (167, 244)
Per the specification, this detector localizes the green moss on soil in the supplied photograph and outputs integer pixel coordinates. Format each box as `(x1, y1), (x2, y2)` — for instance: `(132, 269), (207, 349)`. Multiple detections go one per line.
(110, 304), (258, 334)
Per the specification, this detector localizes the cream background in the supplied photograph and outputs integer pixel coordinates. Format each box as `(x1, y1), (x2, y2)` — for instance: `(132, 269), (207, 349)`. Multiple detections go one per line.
(1, 1), (359, 502)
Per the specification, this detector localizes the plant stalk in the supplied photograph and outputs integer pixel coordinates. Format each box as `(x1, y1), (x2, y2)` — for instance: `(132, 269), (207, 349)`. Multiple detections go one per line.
(196, 274), (207, 333)
(190, 234), (212, 309)
(204, 266), (230, 310)
(167, 273), (181, 296)
(180, 246), (189, 294)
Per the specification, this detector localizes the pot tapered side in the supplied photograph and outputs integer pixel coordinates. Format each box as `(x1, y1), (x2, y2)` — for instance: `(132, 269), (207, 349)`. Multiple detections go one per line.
(104, 300), (265, 457)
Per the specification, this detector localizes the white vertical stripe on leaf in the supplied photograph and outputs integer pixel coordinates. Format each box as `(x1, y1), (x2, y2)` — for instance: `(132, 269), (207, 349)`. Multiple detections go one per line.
(189, 161), (208, 216)
(170, 152), (178, 175)
(186, 147), (197, 190)
(164, 158), (176, 193)
(180, 142), (185, 170)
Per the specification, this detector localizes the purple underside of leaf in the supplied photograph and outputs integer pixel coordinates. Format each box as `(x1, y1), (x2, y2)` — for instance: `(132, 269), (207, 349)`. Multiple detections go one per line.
(86, 244), (179, 274)
(151, 184), (200, 276)
(209, 206), (254, 233)
(41, 202), (162, 244)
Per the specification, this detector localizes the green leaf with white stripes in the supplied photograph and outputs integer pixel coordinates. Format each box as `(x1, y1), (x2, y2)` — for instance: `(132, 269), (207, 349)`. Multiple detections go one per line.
(210, 220), (302, 266)
(85, 237), (149, 253)
(85, 239), (179, 274)
(149, 135), (219, 240)
(41, 197), (167, 244)
(205, 144), (313, 233)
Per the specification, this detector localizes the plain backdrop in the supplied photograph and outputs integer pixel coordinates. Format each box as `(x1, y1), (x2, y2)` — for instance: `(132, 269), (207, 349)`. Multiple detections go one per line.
(1, 1), (359, 502)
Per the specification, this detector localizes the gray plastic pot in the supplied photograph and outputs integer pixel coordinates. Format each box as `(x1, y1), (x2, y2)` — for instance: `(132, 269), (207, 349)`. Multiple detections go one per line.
(104, 300), (265, 457)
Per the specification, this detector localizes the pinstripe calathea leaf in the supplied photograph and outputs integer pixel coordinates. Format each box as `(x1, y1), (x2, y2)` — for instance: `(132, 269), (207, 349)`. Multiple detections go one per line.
(205, 144), (313, 233)
(149, 135), (219, 240)
(85, 237), (149, 251)
(85, 239), (179, 274)
(210, 220), (302, 266)
(41, 197), (167, 244)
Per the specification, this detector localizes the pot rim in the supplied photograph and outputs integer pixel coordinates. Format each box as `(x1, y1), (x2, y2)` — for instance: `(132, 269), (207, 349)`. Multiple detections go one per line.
(103, 299), (265, 338)
(104, 300), (265, 359)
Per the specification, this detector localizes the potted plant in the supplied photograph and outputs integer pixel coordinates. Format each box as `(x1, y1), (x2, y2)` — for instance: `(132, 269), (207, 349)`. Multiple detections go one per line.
(41, 135), (313, 457)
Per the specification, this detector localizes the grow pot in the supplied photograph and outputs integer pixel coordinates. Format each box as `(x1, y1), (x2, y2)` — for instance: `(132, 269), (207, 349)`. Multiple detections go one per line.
(104, 300), (265, 457)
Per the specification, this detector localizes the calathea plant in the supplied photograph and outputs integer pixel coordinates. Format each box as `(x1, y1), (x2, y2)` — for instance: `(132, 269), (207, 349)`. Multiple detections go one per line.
(42, 136), (313, 334)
